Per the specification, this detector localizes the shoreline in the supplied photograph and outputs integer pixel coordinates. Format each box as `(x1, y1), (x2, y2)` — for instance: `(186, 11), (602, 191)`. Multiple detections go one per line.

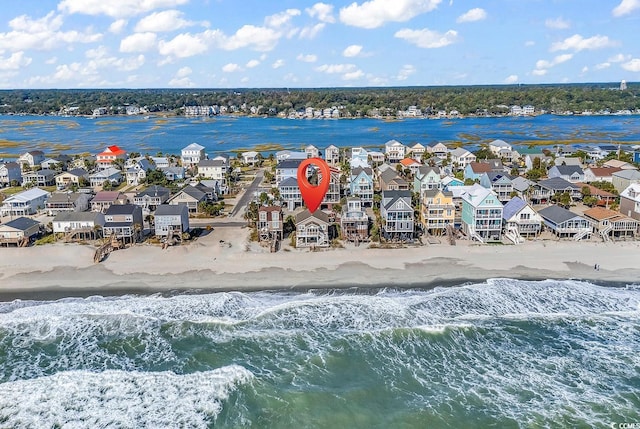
(1, 226), (639, 301)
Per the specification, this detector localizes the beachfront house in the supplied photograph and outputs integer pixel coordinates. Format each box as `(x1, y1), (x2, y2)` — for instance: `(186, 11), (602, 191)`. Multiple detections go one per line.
(548, 165), (584, 183)
(275, 159), (302, 186)
(258, 206), (284, 245)
(21, 169), (56, 187)
(538, 205), (593, 240)
(89, 167), (122, 188)
(324, 145), (340, 166)
(96, 145), (126, 169)
(420, 189), (455, 236)
(0, 162), (22, 187)
(489, 139), (513, 161)
(151, 157), (170, 169)
(197, 159), (227, 186)
(381, 190), (414, 242)
(181, 143), (206, 168)
(501, 196), (542, 243)
(241, 151), (260, 166)
(168, 183), (216, 213)
(45, 192), (91, 215)
(133, 185), (171, 211)
(340, 197), (369, 243)
(612, 170), (640, 193)
(278, 177), (302, 210)
(409, 143), (426, 161)
(450, 148), (477, 169)
(426, 142), (449, 159)
(90, 191), (128, 213)
(385, 140), (406, 163)
(530, 177), (581, 204)
(479, 172), (514, 203)
(460, 184), (503, 243)
(41, 158), (63, 171)
(102, 204), (143, 243)
(620, 184), (640, 221)
(305, 145), (320, 159)
(295, 209), (331, 248)
(154, 204), (189, 240)
(0, 217), (41, 246)
(0, 187), (50, 217)
(414, 166), (442, 194)
(368, 151), (385, 166)
(52, 211), (105, 241)
(350, 167), (374, 205)
(55, 168), (88, 189)
(18, 150), (45, 170)
(378, 169), (409, 192)
(583, 207), (638, 241)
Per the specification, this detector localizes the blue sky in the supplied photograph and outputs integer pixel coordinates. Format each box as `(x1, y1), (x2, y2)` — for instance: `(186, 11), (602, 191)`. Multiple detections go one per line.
(0, 0), (639, 89)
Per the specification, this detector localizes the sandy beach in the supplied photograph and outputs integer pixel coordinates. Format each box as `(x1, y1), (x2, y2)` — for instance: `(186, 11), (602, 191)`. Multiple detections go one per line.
(1, 225), (639, 299)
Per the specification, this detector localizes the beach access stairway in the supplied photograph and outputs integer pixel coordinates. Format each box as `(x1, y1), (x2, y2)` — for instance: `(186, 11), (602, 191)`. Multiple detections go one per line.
(467, 225), (484, 244)
(599, 224), (613, 242)
(504, 224), (524, 245)
(573, 228), (592, 241)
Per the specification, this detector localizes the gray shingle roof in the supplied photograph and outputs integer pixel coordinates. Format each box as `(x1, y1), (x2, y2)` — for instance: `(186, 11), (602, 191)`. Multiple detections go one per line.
(3, 217), (40, 231)
(538, 205), (583, 224)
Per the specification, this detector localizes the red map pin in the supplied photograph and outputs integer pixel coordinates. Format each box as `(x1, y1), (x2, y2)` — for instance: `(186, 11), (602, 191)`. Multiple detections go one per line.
(297, 157), (330, 213)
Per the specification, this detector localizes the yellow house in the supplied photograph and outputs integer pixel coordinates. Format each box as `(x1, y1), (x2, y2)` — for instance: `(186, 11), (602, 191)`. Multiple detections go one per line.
(421, 189), (455, 235)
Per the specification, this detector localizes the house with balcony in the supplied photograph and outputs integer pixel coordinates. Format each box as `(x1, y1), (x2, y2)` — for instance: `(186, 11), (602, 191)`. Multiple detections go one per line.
(350, 147), (369, 169)
(488, 139), (514, 161)
(258, 205), (284, 243)
(295, 209), (331, 248)
(480, 172), (514, 203)
(399, 158), (422, 177)
(450, 148), (477, 169)
(378, 169), (409, 191)
(548, 165), (584, 183)
(134, 185), (171, 211)
(278, 177), (302, 210)
(368, 151), (385, 165)
(385, 140), (406, 163)
(90, 191), (128, 213)
(125, 158), (155, 186)
(420, 189), (455, 236)
(0, 217), (41, 246)
(321, 166), (341, 210)
(52, 211), (104, 241)
(340, 197), (369, 243)
(538, 205), (593, 240)
(381, 190), (414, 242)
(275, 159), (303, 186)
(0, 187), (50, 217)
(349, 167), (374, 205)
(21, 169), (56, 187)
(460, 185), (503, 243)
(181, 143), (206, 168)
(168, 183), (216, 213)
(96, 145), (126, 169)
(55, 168), (88, 189)
(102, 204), (143, 243)
(89, 167), (122, 188)
(583, 206), (638, 241)
(409, 143), (426, 161)
(620, 183), (640, 221)
(501, 196), (542, 243)
(530, 177), (582, 204)
(305, 145), (320, 159)
(154, 204), (189, 240)
(0, 162), (21, 187)
(324, 145), (340, 166)
(241, 151), (260, 165)
(426, 141), (449, 159)
(151, 156), (170, 169)
(197, 158), (227, 187)
(18, 150), (45, 170)
(414, 166), (442, 194)
(45, 192), (91, 215)
(276, 150), (307, 162)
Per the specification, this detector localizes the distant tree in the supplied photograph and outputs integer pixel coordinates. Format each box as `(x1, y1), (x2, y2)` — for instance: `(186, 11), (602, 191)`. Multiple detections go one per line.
(102, 180), (113, 190)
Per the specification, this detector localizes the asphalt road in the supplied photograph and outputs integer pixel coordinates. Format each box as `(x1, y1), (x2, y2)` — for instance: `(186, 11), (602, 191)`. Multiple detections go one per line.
(230, 170), (264, 217)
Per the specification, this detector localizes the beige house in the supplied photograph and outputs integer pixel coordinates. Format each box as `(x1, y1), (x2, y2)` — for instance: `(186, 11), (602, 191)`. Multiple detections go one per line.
(420, 189), (455, 235)
(55, 168), (89, 189)
(295, 209), (331, 248)
(0, 217), (41, 246)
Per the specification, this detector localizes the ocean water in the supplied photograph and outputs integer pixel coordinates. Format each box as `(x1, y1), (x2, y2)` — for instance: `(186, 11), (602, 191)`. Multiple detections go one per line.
(0, 279), (639, 428)
(1, 114), (640, 156)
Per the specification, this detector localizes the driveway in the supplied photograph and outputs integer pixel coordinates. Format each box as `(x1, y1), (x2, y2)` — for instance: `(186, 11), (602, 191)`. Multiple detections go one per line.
(230, 169), (264, 217)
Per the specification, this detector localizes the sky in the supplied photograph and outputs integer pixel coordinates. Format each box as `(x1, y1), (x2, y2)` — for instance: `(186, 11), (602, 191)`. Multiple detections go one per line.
(0, 0), (639, 89)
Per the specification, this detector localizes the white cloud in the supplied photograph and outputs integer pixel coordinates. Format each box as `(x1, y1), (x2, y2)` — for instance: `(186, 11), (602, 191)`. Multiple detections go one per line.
(535, 53), (573, 70)
(85, 46), (145, 72)
(222, 63), (242, 73)
(595, 62), (611, 70)
(0, 51), (32, 70)
(343, 69), (364, 80)
(299, 23), (326, 39)
(176, 66), (192, 78)
(608, 53), (629, 63)
(45, 56), (58, 65)
(504, 74), (518, 84)
(316, 63), (357, 73)
(340, 0), (441, 29)
(532, 69), (547, 76)
(581, 66), (589, 73)
(394, 28), (459, 48)
(306, 3), (336, 23)
(550, 34), (617, 52)
(612, 0), (640, 17)
(246, 59), (260, 68)
(168, 77), (194, 87)
(219, 25), (282, 51)
(397, 64), (416, 80)
(525, 40), (535, 47)
(621, 58), (640, 72)
(545, 17), (570, 29)
(297, 53), (318, 63)
(58, 0), (189, 18)
(109, 19), (127, 34)
(0, 12), (103, 52)
(134, 10), (195, 33)
(457, 8), (487, 23)
(120, 32), (157, 52)
(272, 59), (285, 69)
(265, 9), (300, 28)
(158, 33), (208, 58)
(343, 44), (363, 57)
